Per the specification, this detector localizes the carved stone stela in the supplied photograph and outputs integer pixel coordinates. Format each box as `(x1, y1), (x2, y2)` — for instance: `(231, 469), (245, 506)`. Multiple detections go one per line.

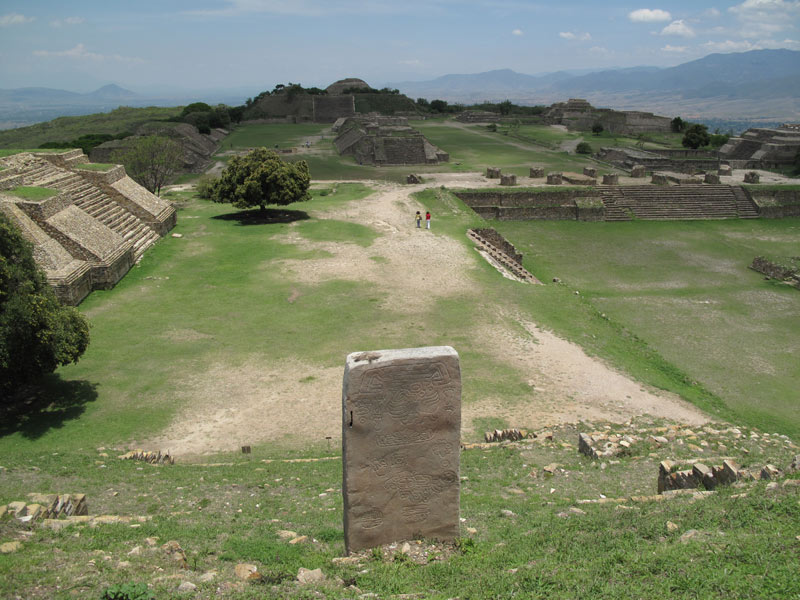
(342, 346), (461, 554)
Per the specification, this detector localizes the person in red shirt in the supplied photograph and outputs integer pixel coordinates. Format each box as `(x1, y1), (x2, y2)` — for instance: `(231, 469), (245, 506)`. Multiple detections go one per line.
(425, 211), (431, 229)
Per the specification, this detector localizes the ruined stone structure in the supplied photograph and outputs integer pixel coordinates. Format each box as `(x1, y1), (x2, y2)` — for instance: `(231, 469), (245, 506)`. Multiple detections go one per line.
(596, 147), (720, 174)
(333, 116), (448, 166)
(456, 111), (501, 123)
(342, 347), (461, 554)
(456, 185), (762, 223)
(543, 99), (671, 135)
(90, 123), (227, 173)
(0, 150), (176, 304)
(467, 228), (540, 284)
(719, 124), (800, 169)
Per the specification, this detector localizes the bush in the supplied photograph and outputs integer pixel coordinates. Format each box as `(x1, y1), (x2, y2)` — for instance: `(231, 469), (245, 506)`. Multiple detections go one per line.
(100, 582), (155, 600)
(576, 142), (592, 154)
(195, 175), (218, 199)
(0, 210), (90, 398)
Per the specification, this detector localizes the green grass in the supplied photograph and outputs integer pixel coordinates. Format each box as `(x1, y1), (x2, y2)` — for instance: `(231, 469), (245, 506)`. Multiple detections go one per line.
(492, 217), (800, 438)
(1, 420), (798, 599)
(222, 123), (330, 151)
(74, 162), (116, 171)
(0, 148), (64, 157)
(0, 106), (181, 149)
(5, 186), (59, 200)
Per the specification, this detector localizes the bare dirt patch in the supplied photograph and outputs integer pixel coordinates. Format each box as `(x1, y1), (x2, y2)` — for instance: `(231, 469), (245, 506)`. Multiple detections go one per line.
(142, 179), (712, 455)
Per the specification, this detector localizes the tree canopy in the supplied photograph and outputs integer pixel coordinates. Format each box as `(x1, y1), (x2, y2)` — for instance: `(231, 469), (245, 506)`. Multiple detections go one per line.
(0, 214), (90, 397)
(682, 124), (711, 149)
(209, 148), (311, 210)
(113, 135), (183, 196)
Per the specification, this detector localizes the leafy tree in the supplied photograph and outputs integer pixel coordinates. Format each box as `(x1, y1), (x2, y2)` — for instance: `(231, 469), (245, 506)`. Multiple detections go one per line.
(671, 117), (687, 133)
(113, 136), (183, 196)
(210, 148), (311, 211)
(416, 98), (430, 109)
(0, 214), (90, 397)
(498, 100), (513, 115)
(592, 122), (604, 136)
(682, 124), (711, 149)
(709, 133), (730, 149)
(180, 102), (212, 117)
(576, 141), (592, 154)
(430, 99), (449, 113)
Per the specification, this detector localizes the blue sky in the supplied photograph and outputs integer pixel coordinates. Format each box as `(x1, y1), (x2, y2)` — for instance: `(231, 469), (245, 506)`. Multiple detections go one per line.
(1, 1), (798, 93)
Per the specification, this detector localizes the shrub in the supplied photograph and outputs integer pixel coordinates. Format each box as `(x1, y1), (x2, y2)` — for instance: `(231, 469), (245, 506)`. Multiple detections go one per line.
(100, 582), (155, 600)
(576, 141), (592, 154)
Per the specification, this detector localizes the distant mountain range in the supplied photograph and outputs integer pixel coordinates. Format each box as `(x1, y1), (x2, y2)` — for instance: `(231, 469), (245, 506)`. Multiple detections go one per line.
(386, 49), (800, 121)
(1, 49), (798, 130)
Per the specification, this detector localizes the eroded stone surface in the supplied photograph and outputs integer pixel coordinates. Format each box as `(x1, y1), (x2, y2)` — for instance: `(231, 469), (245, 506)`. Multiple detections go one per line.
(342, 346), (461, 554)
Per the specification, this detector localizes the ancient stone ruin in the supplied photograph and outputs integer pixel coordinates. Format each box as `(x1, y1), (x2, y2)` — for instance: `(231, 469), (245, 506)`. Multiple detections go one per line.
(342, 347), (461, 554)
(486, 167), (502, 179)
(542, 99), (671, 135)
(529, 167), (545, 178)
(0, 150), (176, 304)
(719, 124), (800, 170)
(467, 228), (541, 284)
(500, 174), (517, 186)
(657, 459), (785, 493)
(333, 116), (448, 166)
(547, 173), (563, 185)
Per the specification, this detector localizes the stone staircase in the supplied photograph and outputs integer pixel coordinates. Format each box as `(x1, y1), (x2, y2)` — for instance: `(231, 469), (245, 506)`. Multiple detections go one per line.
(467, 229), (541, 284)
(731, 187), (760, 219)
(599, 185), (751, 221)
(18, 156), (159, 259)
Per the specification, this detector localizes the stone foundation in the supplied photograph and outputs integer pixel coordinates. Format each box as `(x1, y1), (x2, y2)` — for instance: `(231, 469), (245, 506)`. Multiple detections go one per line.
(546, 173), (563, 185)
(500, 174), (517, 186)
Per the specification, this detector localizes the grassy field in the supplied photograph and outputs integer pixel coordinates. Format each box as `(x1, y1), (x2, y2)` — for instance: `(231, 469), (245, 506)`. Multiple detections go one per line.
(494, 218), (800, 438)
(0, 106), (181, 149)
(3, 118), (800, 598)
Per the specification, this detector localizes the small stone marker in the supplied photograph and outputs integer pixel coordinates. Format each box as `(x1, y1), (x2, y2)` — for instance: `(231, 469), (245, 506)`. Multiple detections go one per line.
(529, 167), (545, 178)
(602, 173), (619, 185)
(342, 346), (461, 554)
(486, 167), (501, 179)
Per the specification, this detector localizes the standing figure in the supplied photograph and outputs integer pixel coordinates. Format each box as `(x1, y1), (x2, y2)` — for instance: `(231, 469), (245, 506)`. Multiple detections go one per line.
(425, 211), (431, 229)
(415, 211), (422, 228)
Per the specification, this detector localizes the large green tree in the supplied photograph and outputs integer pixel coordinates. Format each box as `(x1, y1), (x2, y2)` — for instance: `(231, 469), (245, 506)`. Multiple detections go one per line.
(113, 135), (183, 196)
(0, 214), (90, 397)
(682, 124), (711, 149)
(210, 148), (311, 210)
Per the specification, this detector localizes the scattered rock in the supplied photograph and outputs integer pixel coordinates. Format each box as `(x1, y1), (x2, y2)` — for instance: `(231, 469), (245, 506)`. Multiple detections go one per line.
(127, 546), (142, 556)
(680, 529), (702, 543)
(500, 509), (516, 518)
(666, 521), (679, 532)
(543, 464), (559, 475)
(161, 540), (188, 569)
(277, 530), (297, 540)
(297, 567), (327, 585)
(289, 535), (308, 545)
(177, 581), (196, 593)
(234, 563), (261, 580)
(0, 541), (22, 554)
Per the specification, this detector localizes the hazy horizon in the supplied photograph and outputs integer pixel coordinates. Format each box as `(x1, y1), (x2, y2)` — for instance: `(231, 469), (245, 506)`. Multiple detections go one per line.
(1, 1), (799, 95)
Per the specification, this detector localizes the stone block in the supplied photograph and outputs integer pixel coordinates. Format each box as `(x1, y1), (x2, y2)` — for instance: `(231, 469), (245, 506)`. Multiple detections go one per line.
(692, 463), (715, 489)
(721, 460), (740, 484)
(578, 433), (596, 458)
(704, 173), (720, 184)
(761, 464), (781, 480)
(406, 174), (422, 184)
(651, 174), (669, 185)
(342, 347), (461, 554)
(602, 174), (619, 185)
(744, 171), (760, 184)
(529, 167), (545, 178)
(546, 173), (563, 185)
(583, 167), (597, 177)
(719, 165), (732, 176)
(486, 167), (501, 179)
(631, 165), (646, 178)
(500, 174), (517, 186)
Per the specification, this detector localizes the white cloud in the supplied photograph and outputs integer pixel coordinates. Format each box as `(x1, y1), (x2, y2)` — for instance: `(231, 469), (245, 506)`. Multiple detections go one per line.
(560, 31), (591, 41)
(662, 44), (688, 52)
(704, 7), (722, 17)
(729, 0), (800, 36)
(628, 8), (671, 22)
(512, 28), (523, 36)
(589, 46), (613, 57)
(397, 59), (421, 65)
(51, 17), (86, 27)
(0, 13), (34, 26)
(661, 20), (696, 37)
(33, 44), (143, 63)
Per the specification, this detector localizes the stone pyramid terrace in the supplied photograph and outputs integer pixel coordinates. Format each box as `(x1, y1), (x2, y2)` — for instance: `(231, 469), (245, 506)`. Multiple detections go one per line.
(0, 149), (176, 304)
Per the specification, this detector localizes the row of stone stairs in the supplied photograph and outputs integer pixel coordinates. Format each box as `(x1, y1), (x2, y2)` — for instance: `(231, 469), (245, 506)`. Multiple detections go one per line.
(599, 185), (758, 221)
(19, 158), (160, 260)
(467, 229), (540, 284)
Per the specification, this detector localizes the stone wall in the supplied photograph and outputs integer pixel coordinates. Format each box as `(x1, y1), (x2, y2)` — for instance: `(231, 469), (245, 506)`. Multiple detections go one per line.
(455, 189), (604, 221)
(313, 95), (355, 123)
(749, 189), (800, 218)
(543, 100), (671, 134)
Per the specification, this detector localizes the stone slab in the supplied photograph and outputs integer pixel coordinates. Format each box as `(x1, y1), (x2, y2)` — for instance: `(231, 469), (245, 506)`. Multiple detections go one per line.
(342, 346), (461, 554)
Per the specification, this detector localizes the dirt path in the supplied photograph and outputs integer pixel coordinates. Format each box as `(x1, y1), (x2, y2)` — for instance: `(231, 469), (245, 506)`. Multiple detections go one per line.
(142, 178), (710, 455)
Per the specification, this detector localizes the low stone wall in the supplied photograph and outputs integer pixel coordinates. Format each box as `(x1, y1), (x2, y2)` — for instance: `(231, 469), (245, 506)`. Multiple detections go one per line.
(471, 228), (523, 264)
(456, 189), (603, 222)
(750, 256), (799, 286)
(749, 189), (800, 218)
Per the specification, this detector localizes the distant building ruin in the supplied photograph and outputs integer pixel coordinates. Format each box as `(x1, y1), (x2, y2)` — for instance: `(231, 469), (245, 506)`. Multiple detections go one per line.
(0, 150), (176, 305)
(719, 124), (800, 169)
(543, 99), (672, 135)
(333, 116), (449, 166)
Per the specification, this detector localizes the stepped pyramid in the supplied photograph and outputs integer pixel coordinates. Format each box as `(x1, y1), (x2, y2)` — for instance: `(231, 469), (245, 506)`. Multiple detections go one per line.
(0, 150), (176, 304)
